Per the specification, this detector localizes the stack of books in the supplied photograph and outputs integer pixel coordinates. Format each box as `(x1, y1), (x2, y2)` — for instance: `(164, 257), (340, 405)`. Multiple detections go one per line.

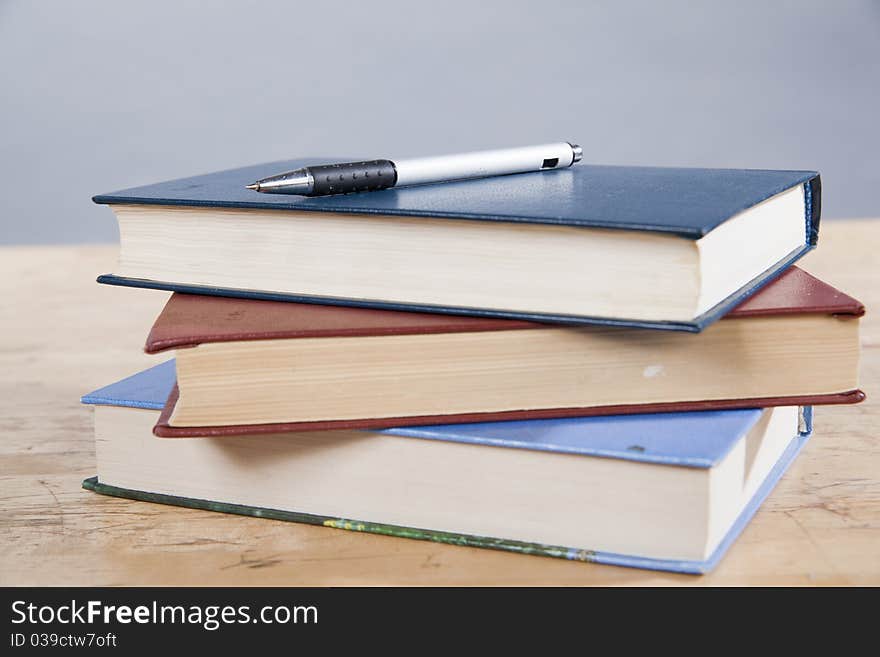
(83, 160), (864, 573)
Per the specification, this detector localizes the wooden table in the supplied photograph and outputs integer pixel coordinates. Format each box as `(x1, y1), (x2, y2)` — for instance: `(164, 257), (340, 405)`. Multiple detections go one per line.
(1, 220), (878, 585)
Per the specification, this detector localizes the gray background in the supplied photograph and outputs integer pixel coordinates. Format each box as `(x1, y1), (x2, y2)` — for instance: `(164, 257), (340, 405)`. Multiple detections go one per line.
(1, 0), (879, 245)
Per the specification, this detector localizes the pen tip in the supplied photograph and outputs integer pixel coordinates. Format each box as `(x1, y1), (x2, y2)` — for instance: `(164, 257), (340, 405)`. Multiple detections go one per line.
(245, 183), (260, 191)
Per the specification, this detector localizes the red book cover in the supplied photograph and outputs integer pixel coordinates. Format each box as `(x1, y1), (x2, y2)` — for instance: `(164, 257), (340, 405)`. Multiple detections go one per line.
(147, 266), (864, 437)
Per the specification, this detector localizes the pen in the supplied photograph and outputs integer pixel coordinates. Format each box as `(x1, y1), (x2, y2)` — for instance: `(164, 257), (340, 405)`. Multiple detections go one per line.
(245, 142), (583, 196)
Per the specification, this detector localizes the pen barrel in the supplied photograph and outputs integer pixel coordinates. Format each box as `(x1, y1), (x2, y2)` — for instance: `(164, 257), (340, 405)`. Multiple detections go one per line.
(308, 160), (397, 196)
(393, 142), (577, 187)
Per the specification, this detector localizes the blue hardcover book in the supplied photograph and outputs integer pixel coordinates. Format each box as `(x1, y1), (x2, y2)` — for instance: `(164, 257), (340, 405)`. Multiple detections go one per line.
(82, 362), (813, 574)
(94, 160), (820, 331)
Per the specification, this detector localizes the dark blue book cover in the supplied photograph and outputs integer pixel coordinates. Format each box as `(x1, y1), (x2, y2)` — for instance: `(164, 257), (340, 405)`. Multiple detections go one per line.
(95, 160), (820, 331)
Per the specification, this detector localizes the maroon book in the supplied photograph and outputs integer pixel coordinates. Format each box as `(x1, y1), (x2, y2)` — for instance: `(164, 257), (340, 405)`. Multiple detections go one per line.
(146, 266), (865, 437)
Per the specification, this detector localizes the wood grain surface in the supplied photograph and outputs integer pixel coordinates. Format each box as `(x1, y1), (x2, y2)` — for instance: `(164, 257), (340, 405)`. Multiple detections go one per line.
(1, 220), (877, 585)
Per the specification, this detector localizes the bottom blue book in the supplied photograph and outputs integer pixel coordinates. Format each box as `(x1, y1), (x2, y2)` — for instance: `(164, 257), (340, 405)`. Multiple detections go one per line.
(82, 361), (812, 574)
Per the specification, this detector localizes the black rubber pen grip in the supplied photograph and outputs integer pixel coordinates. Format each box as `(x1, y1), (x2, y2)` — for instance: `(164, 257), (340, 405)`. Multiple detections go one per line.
(308, 160), (397, 196)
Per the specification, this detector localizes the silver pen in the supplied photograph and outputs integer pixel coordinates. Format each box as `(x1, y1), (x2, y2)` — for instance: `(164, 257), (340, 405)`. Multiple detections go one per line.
(246, 142), (583, 196)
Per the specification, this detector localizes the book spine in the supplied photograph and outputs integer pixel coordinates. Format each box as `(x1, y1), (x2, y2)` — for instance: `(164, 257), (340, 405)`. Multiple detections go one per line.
(807, 176), (822, 246)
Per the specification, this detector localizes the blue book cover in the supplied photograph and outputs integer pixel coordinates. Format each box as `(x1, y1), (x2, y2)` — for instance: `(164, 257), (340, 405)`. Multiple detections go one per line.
(94, 160), (820, 332)
(82, 362), (813, 574)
